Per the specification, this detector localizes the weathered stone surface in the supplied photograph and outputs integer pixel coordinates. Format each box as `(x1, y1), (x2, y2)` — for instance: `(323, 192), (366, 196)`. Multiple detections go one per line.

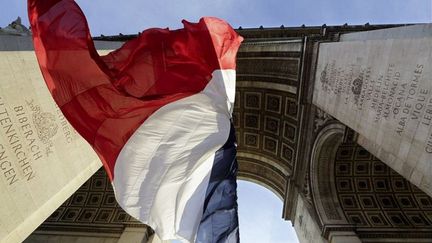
(0, 36), (108, 243)
(294, 196), (327, 243)
(313, 24), (432, 197)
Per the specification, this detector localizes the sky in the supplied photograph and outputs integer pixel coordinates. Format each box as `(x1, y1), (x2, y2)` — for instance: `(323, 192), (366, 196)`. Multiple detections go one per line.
(0, 0), (431, 35)
(237, 181), (298, 243)
(1, 1), (431, 242)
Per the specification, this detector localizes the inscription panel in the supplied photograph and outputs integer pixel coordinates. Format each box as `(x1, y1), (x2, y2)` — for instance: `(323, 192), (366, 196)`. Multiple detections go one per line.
(0, 36), (102, 243)
(313, 31), (432, 196)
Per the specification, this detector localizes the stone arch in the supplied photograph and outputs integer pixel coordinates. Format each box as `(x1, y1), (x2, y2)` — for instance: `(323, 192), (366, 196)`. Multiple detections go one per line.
(309, 122), (432, 242)
(233, 38), (304, 203)
(309, 123), (355, 237)
(237, 158), (286, 201)
(334, 142), (432, 241)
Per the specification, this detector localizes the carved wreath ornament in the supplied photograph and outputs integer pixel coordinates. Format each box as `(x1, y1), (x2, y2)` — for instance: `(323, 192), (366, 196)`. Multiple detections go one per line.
(33, 112), (58, 145)
(26, 100), (58, 149)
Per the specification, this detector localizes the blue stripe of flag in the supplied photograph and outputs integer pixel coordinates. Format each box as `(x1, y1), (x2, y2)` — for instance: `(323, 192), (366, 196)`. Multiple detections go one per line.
(196, 123), (240, 243)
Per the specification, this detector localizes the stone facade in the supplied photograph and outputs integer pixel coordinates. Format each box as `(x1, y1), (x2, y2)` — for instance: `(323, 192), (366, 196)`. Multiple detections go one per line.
(1, 19), (432, 243)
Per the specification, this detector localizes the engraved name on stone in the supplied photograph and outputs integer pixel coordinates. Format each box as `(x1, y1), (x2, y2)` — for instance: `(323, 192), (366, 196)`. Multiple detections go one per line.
(0, 35), (111, 243)
(0, 95), (77, 187)
(313, 33), (432, 196)
(318, 60), (432, 154)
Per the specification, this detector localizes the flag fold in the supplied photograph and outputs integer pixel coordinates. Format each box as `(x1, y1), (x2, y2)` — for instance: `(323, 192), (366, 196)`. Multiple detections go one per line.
(28, 0), (242, 242)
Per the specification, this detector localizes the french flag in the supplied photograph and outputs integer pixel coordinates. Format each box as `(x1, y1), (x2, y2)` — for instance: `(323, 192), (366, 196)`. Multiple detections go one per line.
(28, 0), (243, 242)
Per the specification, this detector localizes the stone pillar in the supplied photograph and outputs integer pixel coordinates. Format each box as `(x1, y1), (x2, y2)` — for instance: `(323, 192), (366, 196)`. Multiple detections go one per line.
(293, 196), (327, 243)
(0, 35), (122, 242)
(313, 24), (432, 197)
(147, 233), (170, 243)
(117, 227), (150, 243)
(328, 231), (361, 243)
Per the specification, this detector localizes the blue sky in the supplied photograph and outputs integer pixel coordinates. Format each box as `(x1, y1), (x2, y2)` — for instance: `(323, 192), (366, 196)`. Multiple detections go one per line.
(1, 0), (431, 35)
(1, 1), (431, 242)
(238, 181), (298, 243)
